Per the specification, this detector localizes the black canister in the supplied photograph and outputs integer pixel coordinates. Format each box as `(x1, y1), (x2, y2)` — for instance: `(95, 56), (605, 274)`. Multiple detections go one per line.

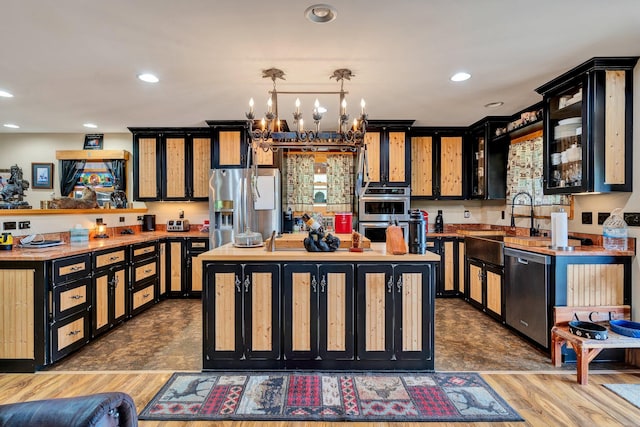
(408, 209), (426, 254)
(434, 209), (444, 233)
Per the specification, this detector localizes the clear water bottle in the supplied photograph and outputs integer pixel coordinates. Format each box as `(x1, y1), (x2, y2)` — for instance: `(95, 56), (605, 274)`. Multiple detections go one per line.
(602, 208), (628, 251)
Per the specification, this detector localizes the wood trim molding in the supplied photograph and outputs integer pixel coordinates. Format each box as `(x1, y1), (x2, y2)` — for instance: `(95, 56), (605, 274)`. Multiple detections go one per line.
(55, 150), (130, 160)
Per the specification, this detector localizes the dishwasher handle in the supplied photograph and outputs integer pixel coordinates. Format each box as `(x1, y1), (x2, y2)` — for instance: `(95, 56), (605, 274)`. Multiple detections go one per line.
(517, 257), (529, 265)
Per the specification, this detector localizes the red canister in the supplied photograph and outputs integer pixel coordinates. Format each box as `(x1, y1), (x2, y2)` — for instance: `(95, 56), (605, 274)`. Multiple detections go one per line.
(334, 212), (353, 234)
(421, 210), (429, 233)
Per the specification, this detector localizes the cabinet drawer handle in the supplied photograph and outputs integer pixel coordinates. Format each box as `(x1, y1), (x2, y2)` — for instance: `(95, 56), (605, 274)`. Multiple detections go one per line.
(70, 294), (83, 300)
(108, 256), (120, 261)
(320, 275), (326, 293)
(143, 248), (153, 253)
(143, 293), (151, 299)
(235, 275), (241, 293)
(144, 268), (153, 274)
(68, 266), (82, 272)
(387, 276), (393, 293)
(67, 330), (81, 336)
(311, 276), (317, 293)
(396, 276), (403, 293)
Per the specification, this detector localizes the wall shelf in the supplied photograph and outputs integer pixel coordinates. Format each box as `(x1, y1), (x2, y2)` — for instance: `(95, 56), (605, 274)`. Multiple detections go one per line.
(0, 208), (147, 216)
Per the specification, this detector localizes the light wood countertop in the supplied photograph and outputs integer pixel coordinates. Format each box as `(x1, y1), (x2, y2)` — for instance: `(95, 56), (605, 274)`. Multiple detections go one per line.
(198, 242), (441, 263)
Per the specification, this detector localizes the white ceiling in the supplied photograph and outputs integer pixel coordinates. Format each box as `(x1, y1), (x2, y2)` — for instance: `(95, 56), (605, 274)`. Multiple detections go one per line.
(1, 0), (640, 133)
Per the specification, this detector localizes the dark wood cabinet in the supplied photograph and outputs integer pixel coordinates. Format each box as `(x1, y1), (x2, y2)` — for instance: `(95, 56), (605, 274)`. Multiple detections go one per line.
(467, 118), (510, 200)
(364, 120), (413, 187)
(410, 128), (466, 199)
(535, 57), (638, 194)
(356, 263), (434, 363)
(92, 248), (128, 337)
(283, 263), (355, 362)
(166, 237), (209, 297)
(130, 127), (213, 201)
(466, 258), (504, 322)
(204, 263), (281, 368)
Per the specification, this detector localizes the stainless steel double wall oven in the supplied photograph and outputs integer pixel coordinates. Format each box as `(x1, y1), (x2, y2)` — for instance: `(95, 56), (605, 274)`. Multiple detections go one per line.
(358, 186), (410, 242)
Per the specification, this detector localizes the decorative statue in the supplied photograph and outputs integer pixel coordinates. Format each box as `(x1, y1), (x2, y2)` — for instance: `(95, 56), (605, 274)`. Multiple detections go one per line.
(49, 186), (99, 209)
(0, 164), (30, 209)
(110, 178), (128, 208)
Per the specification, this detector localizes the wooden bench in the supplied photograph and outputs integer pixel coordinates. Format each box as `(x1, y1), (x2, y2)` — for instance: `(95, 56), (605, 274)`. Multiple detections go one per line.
(551, 305), (640, 385)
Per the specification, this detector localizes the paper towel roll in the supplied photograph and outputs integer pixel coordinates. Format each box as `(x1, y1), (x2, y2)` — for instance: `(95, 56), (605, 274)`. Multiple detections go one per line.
(551, 211), (568, 248)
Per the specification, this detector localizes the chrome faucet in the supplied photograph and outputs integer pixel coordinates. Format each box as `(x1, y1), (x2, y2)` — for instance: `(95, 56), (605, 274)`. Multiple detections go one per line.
(510, 191), (539, 236)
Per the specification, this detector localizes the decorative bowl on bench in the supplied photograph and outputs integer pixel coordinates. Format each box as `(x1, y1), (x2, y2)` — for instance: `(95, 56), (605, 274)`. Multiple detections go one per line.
(609, 320), (640, 338)
(568, 321), (608, 340)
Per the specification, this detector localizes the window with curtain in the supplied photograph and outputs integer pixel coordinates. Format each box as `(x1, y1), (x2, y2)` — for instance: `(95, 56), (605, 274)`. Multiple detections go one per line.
(326, 153), (354, 212)
(285, 153), (315, 212)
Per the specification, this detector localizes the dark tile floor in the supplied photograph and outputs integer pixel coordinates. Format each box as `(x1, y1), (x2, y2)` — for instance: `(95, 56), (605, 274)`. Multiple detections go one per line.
(47, 297), (623, 372)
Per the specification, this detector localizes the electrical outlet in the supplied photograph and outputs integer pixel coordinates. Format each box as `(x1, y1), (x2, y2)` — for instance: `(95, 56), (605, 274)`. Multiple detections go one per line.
(581, 212), (593, 225)
(137, 216), (143, 221)
(501, 211), (505, 220)
(624, 212), (640, 227)
(179, 210), (184, 219)
(3, 221), (16, 230)
(464, 210), (470, 218)
(119, 216), (125, 223)
(597, 212), (610, 225)
(95, 217), (103, 224)
(18, 221), (30, 229)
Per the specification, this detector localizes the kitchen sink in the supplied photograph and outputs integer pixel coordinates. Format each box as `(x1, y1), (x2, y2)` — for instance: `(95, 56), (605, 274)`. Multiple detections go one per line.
(464, 235), (505, 266)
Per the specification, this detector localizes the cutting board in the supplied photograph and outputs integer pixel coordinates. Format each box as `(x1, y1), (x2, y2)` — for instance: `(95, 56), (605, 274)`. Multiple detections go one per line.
(266, 233), (371, 250)
(503, 236), (581, 247)
(457, 230), (506, 236)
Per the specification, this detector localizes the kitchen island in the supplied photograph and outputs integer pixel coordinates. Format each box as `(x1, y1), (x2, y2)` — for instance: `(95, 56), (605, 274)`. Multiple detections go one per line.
(198, 243), (440, 370)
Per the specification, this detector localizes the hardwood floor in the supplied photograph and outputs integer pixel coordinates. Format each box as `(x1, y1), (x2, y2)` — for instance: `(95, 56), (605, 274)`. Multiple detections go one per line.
(1, 299), (639, 426)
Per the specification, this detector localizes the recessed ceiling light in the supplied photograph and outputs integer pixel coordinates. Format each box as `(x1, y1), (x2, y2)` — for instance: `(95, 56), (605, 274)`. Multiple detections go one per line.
(450, 72), (471, 82)
(0, 90), (13, 98)
(305, 4), (337, 23)
(83, 123), (98, 128)
(3, 123), (20, 129)
(484, 101), (504, 108)
(137, 73), (159, 83)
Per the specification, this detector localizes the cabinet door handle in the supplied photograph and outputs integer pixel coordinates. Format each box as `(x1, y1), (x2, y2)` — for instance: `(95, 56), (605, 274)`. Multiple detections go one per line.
(244, 276), (250, 292)
(387, 276), (393, 293)
(320, 275), (327, 293)
(478, 271), (483, 280)
(396, 275), (403, 293)
(235, 275), (241, 293)
(311, 276), (317, 293)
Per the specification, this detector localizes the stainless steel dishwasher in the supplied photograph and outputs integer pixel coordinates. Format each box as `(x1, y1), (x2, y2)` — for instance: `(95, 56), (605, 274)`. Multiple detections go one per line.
(504, 247), (551, 348)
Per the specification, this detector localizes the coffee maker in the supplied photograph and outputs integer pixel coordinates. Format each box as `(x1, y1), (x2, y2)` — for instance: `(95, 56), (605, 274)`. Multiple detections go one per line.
(142, 214), (156, 232)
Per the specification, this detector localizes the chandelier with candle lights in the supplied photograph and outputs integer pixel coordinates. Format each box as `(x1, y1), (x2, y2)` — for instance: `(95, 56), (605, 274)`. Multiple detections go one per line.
(245, 68), (367, 151)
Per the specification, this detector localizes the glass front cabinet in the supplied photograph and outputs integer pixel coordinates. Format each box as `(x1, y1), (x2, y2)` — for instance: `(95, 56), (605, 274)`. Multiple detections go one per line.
(536, 57), (638, 194)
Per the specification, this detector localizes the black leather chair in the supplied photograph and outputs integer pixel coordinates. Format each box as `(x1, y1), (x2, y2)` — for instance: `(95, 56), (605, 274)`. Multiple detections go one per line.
(0, 392), (137, 427)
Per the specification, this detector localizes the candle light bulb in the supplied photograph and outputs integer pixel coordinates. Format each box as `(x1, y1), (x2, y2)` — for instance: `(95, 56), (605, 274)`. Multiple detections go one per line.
(261, 118), (265, 131)
(276, 119), (281, 132)
(341, 98), (347, 110)
(314, 99), (320, 109)
(295, 98), (301, 114)
(299, 118), (304, 132)
(267, 97), (272, 113)
(249, 98), (254, 113)
(360, 98), (366, 114)
(353, 118), (358, 131)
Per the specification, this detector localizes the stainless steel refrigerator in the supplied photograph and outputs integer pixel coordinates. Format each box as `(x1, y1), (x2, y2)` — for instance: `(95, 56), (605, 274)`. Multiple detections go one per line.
(208, 168), (281, 248)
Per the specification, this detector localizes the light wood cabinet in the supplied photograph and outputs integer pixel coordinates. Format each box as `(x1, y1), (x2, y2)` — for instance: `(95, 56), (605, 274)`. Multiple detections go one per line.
(536, 57), (638, 194)
(356, 264), (433, 362)
(363, 120), (413, 186)
(410, 129), (465, 199)
(92, 247), (128, 337)
(283, 264), (354, 361)
(131, 128), (212, 201)
(204, 263), (281, 366)
(129, 241), (158, 316)
(165, 237), (209, 297)
(466, 258), (504, 321)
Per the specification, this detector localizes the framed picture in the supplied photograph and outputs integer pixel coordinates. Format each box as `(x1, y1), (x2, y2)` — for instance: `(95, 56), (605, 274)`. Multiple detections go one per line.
(83, 133), (104, 150)
(32, 163), (54, 189)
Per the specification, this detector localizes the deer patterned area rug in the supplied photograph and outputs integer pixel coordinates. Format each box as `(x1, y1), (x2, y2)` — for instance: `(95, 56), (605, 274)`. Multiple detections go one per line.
(139, 372), (523, 422)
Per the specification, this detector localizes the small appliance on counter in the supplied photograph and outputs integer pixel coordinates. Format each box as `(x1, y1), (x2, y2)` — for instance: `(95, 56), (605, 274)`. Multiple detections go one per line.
(142, 214), (156, 232)
(167, 219), (190, 232)
(0, 233), (13, 250)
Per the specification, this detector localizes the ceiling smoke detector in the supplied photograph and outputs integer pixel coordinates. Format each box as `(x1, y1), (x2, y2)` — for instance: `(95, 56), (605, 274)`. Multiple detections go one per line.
(305, 4), (337, 23)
